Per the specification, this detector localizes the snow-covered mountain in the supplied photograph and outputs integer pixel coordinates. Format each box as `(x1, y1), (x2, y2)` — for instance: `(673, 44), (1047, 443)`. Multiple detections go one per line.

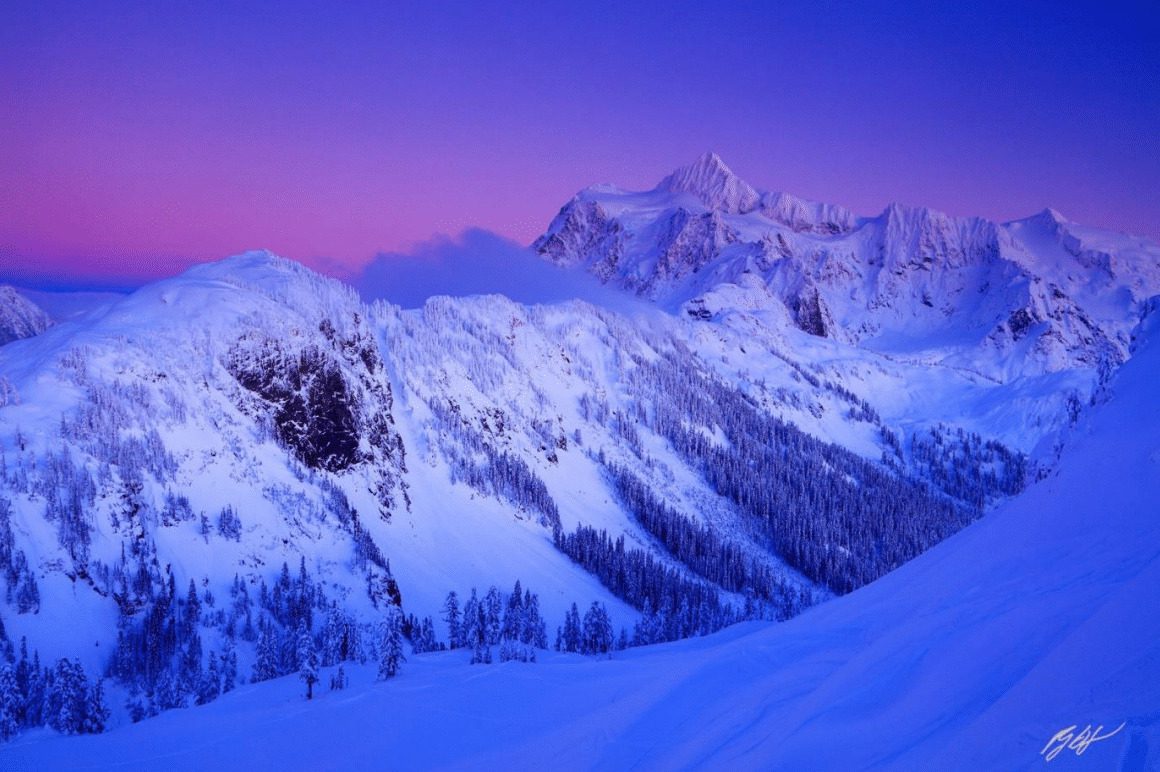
(0, 286), (52, 346)
(0, 248), (1021, 691)
(536, 152), (1160, 385)
(0, 158), (1156, 752)
(7, 278), (1158, 771)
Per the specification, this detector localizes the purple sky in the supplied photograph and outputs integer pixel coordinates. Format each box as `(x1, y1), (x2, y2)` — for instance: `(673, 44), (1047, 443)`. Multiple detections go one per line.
(2, 0), (1157, 289)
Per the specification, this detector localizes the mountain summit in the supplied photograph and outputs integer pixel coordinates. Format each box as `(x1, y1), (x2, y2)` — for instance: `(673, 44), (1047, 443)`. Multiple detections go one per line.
(656, 152), (761, 214)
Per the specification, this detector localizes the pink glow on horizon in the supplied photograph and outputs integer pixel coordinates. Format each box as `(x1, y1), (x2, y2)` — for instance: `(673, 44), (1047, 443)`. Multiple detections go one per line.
(2, 2), (1157, 288)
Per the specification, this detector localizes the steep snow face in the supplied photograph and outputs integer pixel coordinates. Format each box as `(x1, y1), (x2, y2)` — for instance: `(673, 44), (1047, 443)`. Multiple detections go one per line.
(534, 156), (1160, 388)
(0, 286), (53, 345)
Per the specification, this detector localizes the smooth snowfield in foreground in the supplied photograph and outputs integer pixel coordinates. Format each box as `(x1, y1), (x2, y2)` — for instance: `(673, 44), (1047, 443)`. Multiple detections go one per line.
(5, 317), (1158, 770)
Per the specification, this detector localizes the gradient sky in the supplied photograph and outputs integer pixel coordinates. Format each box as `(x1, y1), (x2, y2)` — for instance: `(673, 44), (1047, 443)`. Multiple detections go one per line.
(1, 0), (1157, 289)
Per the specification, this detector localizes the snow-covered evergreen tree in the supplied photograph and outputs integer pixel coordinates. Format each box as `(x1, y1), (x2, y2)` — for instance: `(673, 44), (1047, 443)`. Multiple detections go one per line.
(502, 580), (524, 642)
(0, 664), (19, 740)
(83, 678), (109, 734)
(442, 591), (461, 649)
(252, 619), (279, 683)
(483, 586), (502, 646)
(221, 639), (238, 693)
(296, 620), (319, 700)
(582, 602), (614, 656)
(561, 603), (582, 654)
(216, 505), (242, 540)
(46, 659), (89, 735)
(197, 653), (220, 706)
(523, 590), (548, 648)
(378, 606), (404, 679)
(125, 682), (147, 724)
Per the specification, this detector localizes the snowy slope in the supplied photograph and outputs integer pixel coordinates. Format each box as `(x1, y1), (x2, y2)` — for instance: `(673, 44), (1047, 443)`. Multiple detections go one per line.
(0, 254), (647, 651)
(5, 298), (1156, 770)
(16, 288), (128, 324)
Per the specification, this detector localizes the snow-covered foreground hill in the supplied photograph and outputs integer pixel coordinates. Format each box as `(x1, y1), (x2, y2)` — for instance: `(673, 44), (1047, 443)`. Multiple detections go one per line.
(5, 296), (1157, 771)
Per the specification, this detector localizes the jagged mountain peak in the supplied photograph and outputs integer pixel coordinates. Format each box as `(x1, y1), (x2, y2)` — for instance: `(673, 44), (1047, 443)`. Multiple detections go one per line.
(657, 152), (760, 214)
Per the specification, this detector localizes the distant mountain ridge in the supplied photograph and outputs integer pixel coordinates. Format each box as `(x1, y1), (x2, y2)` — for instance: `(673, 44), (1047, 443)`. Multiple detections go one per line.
(535, 152), (1160, 384)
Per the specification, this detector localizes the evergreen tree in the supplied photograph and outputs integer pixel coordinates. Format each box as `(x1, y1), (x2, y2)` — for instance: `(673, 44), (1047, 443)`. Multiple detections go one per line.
(125, 682), (147, 723)
(197, 653), (220, 706)
(378, 606), (405, 679)
(524, 591), (548, 648)
(23, 650), (43, 728)
(483, 586), (502, 646)
(252, 620), (279, 683)
(182, 579), (200, 639)
(462, 589), (481, 652)
(0, 664), (19, 740)
(221, 640), (238, 693)
(216, 505), (242, 540)
(296, 621), (319, 700)
(442, 591), (461, 649)
(582, 602), (614, 656)
(179, 632), (203, 698)
(562, 603), (582, 653)
(410, 616), (438, 655)
(46, 659), (88, 735)
(155, 668), (181, 711)
(502, 580), (524, 641)
(0, 615), (12, 664)
(322, 603), (343, 667)
(84, 678), (110, 734)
